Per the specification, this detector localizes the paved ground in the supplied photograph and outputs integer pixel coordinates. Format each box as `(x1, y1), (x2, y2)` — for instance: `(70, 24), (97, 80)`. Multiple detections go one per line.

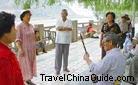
(32, 38), (136, 85)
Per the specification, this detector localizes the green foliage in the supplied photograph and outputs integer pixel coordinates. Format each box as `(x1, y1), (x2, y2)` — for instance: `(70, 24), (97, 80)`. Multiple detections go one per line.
(14, 0), (40, 9)
(47, 0), (56, 5)
(23, 0), (31, 9)
(14, 0), (138, 13)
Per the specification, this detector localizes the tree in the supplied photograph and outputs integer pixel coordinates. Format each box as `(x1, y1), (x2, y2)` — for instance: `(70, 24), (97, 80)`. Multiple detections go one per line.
(14, 0), (138, 12)
(14, 0), (137, 24)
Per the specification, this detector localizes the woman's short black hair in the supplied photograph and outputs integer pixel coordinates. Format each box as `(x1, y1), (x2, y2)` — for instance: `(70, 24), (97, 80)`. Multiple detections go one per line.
(20, 10), (31, 21)
(0, 11), (15, 38)
(106, 12), (116, 20)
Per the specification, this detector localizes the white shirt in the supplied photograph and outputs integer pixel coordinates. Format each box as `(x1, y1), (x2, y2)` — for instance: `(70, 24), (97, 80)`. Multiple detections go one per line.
(89, 48), (126, 85)
(55, 19), (72, 44)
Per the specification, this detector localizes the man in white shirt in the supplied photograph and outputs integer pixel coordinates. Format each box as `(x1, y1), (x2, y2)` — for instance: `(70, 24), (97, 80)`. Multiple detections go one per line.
(55, 9), (72, 75)
(83, 32), (126, 85)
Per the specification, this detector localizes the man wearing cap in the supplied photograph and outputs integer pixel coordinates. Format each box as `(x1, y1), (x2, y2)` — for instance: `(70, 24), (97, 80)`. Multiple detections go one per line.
(124, 14), (133, 36)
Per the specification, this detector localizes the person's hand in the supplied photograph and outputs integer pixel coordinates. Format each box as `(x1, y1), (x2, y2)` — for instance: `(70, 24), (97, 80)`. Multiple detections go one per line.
(58, 27), (65, 31)
(83, 53), (90, 61)
(18, 48), (24, 57)
(83, 53), (92, 65)
(57, 26), (63, 31)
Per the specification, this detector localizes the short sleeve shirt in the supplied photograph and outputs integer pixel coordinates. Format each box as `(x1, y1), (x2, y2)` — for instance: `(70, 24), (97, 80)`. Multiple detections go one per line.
(55, 19), (72, 44)
(101, 23), (121, 34)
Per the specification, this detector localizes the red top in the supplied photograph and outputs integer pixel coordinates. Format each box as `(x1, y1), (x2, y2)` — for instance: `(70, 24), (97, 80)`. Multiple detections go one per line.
(0, 42), (24, 85)
(87, 26), (95, 32)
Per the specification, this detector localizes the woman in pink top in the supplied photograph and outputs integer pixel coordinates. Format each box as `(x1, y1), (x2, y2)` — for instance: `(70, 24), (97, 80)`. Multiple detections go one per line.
(16, 10), (36, 85)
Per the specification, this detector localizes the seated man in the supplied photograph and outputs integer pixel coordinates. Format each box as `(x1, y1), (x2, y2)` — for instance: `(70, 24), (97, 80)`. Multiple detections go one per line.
(86, 22), (98, 38)
(83, 32), (126, 85)
(35, 30), (47, 55)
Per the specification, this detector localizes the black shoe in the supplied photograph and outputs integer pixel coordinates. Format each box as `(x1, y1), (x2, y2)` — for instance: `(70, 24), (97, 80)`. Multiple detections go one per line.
(63, 69), (70, 72)
(36, 49), (39, 55)
(26, 80), (36, 85)
(43, 48), (47, 53)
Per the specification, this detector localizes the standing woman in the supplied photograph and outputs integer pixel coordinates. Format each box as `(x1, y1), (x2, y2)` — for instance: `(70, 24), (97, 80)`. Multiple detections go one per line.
(100, 12), (121, 59)
(0, 12), (24, 85)
(16, 10), (36, 85)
